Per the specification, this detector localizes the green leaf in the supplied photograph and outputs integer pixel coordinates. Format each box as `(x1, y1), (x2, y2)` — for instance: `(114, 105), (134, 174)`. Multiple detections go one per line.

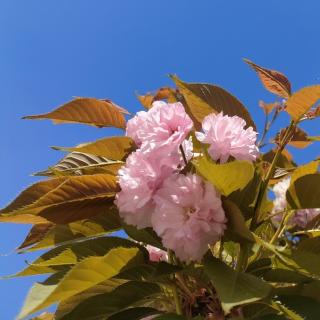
(33, 151), (123, 177)
(14, 237), (145, 277)
(171, 75), (256, 130)
(285, 85), (320, 121)
(107, 307), (161, 320)
(153, 315), (188, 320)
(56, 278), (126, 319)
(194, 156), (254, 196)
(23, 97), (128, 129)
(18, 247), (144, 319)
(204, 255), (272, 313)
(222, 198), (254, 243)
(287, 173), (320, 209)
(0, 174), (119, 224)
(124, 224), (164, 249)
(57, 281), (161, 320)
(52, 136), (135, 161)
(20, 210), (122, 252)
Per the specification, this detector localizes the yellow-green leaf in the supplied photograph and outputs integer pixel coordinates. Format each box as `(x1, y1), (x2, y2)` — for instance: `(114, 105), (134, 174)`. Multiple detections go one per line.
(20, 210), (121, 252)
(171, 75), (256, 130)
(286, 85), (320, 121)
(194, 156), (254, 196)
(17, 247), (143, 319)
(52, 136), (135, 161)
(23, 97), (128, 129)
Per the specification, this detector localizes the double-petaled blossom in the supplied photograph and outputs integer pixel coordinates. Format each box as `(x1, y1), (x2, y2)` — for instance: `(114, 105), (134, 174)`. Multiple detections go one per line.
(272, 176), (320, 228)
(196, 112), (259, 163)
(115, 101), (194, 229)
(115, 150), (173, 228)
(126, 101), (193, 154)
(152, 173), (227, 262)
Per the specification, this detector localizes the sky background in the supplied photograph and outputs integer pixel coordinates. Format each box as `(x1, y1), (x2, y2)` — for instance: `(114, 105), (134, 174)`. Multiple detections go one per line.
(0, 0), (320, 318)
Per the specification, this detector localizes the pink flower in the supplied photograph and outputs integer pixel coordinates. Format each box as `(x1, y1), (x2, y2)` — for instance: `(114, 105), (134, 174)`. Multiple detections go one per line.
(152, 173), (227, 262)
(126, 101), (193, 154)
(196, 112), (259, 163)
(115, 150), (173, 229)
(146, 245), (168, 262)
(272, 176), (320, 228)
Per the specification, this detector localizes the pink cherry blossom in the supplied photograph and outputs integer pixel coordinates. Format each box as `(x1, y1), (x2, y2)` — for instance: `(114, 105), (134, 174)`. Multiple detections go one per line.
(126, 101), (193, 154)
(272, 176), (320, 228)
(196, 112), (259, 163)
(146, 245), (168, 262)
(115, 150), (173, 229)
(152, 173), (227, 262)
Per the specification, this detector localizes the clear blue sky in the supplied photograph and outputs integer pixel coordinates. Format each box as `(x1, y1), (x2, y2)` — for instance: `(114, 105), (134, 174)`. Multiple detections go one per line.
(0, 1), (319, 318)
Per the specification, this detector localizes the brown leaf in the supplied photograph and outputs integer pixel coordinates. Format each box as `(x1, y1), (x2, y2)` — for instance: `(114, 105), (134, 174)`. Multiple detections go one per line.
(23, 97), (128, 129)
(286, 85), (320, 121)
(137, 87), (177, 109)
(34, 152), (123, 177)
(18, 223), (54, 250)
(52, 136), (135, 161)
(0, 174), (119, 224)
(171, 75), (256, 131)
(244, 59), (291, 99)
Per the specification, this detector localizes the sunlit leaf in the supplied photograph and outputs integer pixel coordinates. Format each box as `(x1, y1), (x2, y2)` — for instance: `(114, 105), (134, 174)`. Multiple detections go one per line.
(15, 237), (144, 277)
(23, 97), (128, 129)
(137, 87), (177, 109)
(244, 59), (291, 98)
(171, 75), (256, 130)
(194, 156), (254, 196)
(52, 136), (135, 161)
(17, 247), (143, 319)
(285, 85), (320, 121)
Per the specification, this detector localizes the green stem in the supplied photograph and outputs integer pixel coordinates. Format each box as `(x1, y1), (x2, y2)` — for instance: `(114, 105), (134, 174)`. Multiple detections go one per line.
(168, 250), (183, 315)
(236, 243), (249, 272)
(250, 121), (295, 230)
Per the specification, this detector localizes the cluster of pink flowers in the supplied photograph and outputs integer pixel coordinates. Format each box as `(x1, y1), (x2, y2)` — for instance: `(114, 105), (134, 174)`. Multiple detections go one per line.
(272, 176), (320, 228)
(115, 102), (259, 261)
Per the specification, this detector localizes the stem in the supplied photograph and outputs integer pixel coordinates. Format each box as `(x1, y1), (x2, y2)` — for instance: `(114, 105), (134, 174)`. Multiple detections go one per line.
(168, 250), (183, 315)
(236, 243), (249, 272)
(270, 210), (294, 245)
(179, 144), (188, 166)
(250, 121), (296, 230)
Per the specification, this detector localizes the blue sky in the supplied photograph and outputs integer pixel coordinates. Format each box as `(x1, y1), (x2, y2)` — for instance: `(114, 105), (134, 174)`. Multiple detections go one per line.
(0, 0), (319, 318)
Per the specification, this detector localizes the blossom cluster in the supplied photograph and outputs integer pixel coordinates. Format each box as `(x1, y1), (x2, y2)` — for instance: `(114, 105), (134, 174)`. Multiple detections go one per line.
(272, 176), (320, 228)
(115, 101), (259, 261)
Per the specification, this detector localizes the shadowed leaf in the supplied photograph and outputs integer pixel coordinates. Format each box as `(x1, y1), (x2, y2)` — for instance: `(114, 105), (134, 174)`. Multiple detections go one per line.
(34, 151), (123, 177)
(204, 255), (272, 313)
(171, 75), (256, 130)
